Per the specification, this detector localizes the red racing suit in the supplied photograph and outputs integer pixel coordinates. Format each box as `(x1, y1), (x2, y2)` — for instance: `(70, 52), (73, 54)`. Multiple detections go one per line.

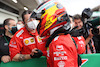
(72, 36), (86, 54)
(9, 27), (46, 60)
(47, 34), (78, 67)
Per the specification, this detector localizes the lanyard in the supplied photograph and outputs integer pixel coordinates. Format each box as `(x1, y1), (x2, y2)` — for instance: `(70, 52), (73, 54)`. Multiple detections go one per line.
(4, 36), (9, 44)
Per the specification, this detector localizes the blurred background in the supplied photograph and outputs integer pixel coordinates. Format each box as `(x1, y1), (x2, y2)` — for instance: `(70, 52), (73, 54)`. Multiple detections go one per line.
(0, 0), (100, 23)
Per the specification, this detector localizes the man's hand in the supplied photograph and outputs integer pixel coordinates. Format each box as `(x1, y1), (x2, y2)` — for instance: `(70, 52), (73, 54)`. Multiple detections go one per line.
(85, 28), (94, 45)
(88, 28), (93, 39)
(30, 48), (38, 56)
(30, 48), (43, 58)
(1, 56), (11, 63)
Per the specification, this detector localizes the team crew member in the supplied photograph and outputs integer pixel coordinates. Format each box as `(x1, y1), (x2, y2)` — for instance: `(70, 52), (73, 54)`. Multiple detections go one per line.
(29, 1), (85, 67)
(0, 18), (17, 63)
(9, 10), (46, 61)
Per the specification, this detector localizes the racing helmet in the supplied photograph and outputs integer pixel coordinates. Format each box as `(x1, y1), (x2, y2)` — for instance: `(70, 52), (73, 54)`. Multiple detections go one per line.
(30, 0), (70, 37)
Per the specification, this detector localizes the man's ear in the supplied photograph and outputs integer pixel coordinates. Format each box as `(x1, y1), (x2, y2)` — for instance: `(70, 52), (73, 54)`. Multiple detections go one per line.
(5, 25), (9, 30)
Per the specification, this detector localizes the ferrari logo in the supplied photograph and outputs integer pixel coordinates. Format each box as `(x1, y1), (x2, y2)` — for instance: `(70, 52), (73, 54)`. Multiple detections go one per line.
(38, 37), (41, 42)
(30, 38), (34, 43)
(37, 36), (42, 42)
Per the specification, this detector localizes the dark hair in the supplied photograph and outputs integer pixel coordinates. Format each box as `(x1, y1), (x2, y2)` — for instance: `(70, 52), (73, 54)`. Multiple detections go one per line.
(17, 20), (24, 24)
(69, 15), (74, 21)
(3, 18), (14, 33)
(73, 14), (82, 20)
(22, 10), (32, 24)
(3, 18), (14, 28)
(18, 20), (22, 22)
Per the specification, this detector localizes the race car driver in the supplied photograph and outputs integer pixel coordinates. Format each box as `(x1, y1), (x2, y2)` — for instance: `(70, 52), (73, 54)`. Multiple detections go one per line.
(29, 0), (85, 67)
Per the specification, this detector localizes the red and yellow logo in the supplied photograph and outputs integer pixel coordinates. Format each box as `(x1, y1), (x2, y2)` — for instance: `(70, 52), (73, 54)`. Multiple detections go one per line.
(25, 40), (29, 44)
(30, 38), (34, 43)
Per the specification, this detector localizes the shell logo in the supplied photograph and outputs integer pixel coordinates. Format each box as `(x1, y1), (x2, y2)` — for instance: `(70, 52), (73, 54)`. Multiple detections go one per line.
(25, 40), (29, 44)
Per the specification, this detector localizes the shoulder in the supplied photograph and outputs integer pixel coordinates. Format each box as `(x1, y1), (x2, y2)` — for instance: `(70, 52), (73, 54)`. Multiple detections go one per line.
(0, 36), (5, 46)
(72, 36), (85, 41)
(51, 34), (72, 44)
(53, 34), (71, 41)
(0, 36), (4, 41)
(50, 34), (75, 47)
(14, 27), (25, 37)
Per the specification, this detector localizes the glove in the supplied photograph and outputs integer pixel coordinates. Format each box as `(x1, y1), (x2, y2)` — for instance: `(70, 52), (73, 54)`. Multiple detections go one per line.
(30, 49), (43, 58)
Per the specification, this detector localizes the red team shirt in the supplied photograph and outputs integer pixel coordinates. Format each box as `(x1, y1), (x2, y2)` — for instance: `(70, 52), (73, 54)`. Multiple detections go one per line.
(72, 36), (86, 54)
(9, 27), (46, 60)
(9, 27), (85, 67)
(47, 34), (85, 67)
(47, 34), (78, 67)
